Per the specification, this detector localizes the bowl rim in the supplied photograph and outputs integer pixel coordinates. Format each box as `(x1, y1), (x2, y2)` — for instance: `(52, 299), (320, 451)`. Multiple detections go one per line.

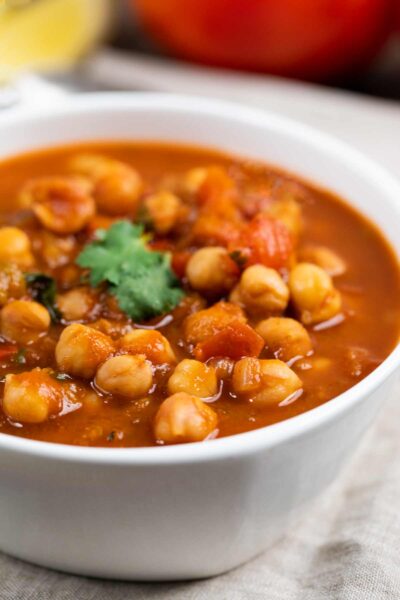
(0, 91), (399, 465)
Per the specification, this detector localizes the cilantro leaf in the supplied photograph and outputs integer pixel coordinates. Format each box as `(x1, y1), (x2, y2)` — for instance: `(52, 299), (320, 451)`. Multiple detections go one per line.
(77, 221), (145, 287)
(76, 220), (184, 321)
(25, 273), (61, 323)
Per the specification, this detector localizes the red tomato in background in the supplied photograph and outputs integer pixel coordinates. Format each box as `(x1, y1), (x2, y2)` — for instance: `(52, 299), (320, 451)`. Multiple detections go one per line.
(230, 214), (293, 271)
(133, 0), (394, 81)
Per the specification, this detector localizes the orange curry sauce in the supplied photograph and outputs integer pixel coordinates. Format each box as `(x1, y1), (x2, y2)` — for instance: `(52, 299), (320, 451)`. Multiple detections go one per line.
(0, 142), (398, 447)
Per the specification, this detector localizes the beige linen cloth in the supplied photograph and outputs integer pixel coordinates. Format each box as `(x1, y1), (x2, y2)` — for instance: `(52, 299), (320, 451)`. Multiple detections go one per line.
(1, 54), (400, 599)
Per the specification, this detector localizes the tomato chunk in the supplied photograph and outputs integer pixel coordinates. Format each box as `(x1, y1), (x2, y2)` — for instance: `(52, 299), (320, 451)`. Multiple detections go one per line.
(230, 214), (293, 270)
(194, 321), (264, 361)
(192, 215), (241, 247)
(149, 239), (174, 253)
(171, 250), (193, 278)
(192, 167), (242, 246)
(184, 302), (246, 346)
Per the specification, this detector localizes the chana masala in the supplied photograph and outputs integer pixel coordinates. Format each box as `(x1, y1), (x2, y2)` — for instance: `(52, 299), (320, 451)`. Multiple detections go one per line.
(0, 142), (398, 447)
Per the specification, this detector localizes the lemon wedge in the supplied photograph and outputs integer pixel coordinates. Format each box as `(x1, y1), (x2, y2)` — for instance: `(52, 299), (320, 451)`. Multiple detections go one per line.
(0, 0), (112, 81)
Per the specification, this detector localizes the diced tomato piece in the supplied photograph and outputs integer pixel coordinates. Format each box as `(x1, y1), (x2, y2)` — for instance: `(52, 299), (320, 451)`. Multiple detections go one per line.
(0, 342), (18, 361)
(230, 214), (293, 270)
(239, 191), (273, 219)
(198, 166), (241, 222)
(149, 239), (175, 253)
(191, 167), (244, 246)
(192, 215), (241, 247)
(184, 302), (246, 345)
(171, 250), (193, 278)
(194, 321), (264, 361)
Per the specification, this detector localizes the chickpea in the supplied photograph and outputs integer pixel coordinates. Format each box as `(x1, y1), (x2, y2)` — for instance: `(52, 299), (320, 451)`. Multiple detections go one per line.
(230, 265), (289, 317)
(3, 369), (62, 423)
(89, 318), (131, 339)
(143, 191), (183, 234)
(95, 354), (153, 398)
(257, 360), (303, 406)
(22, 176), (95, 234)
(206, 357), (235, 380)
(95, 166), (143, 216)
(0, 227), (33, 268)
(232, 357), (264, 394)
(266, 197), (302, 237)
(232, 358), (302, 406)
(1, 300), (50, 344)
(182, 167), (208, 195)
(186, 247), (238, 296)
(196, 166), (234, 203)
(119, 329), (176, 364)
(228, 284), (242, 305)
(36, 231), (77, 269)
(0, 264), (26, 306)
(69, 154), (143, 216)
(168, 359), (218, 398)
(55, 323), (115, 379)
(57, 287), (97, 322)
(82, 390), (103, 413)
(289, 262), (342, 325)
(255, 317), (312, 361)
(69, 153), (112, 179)
(299, 246), (346, 277)
(154, 392), (218, 444)
(184, 301), (246, 346)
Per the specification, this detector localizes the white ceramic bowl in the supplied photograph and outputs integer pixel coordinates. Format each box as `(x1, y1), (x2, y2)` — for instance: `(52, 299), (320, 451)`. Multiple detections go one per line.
(0, 94), (399, 581)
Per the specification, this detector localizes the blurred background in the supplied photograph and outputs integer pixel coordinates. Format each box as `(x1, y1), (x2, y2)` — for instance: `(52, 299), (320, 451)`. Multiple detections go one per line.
(0, 0), (399, 99)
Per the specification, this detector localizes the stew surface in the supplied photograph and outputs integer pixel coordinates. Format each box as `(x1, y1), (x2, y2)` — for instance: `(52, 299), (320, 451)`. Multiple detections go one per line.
(0, 142), (398, 447)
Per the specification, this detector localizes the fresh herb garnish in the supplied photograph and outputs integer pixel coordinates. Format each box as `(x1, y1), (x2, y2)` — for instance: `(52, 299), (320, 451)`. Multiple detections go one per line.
(25, 273), (61, 323)
(76, 220), (184, 322)
(229, 250), (247, 269)
(107, 431), (116, 442)
(13, 349), (26, 365)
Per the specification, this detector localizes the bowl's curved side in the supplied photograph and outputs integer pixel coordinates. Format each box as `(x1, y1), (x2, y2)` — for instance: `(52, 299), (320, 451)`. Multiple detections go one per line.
(0, 373), (395, 579)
